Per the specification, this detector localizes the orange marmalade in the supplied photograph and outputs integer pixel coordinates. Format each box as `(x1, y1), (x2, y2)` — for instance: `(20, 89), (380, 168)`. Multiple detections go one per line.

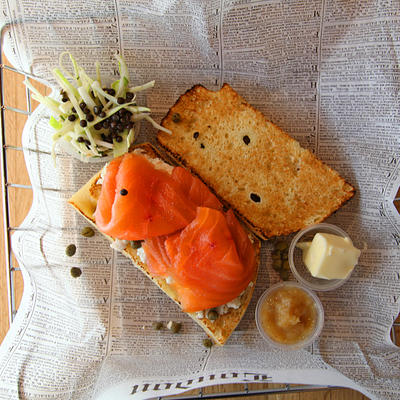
(260, 286), (317, 345)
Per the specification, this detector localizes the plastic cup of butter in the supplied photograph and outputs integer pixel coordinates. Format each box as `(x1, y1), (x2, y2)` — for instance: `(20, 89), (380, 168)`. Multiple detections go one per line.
(288, 223), (354, 291)
(255, 281), (324, 350)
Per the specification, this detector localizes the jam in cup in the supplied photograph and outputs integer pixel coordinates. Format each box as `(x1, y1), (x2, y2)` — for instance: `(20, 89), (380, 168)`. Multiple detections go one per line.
(255, 281), (324, 350)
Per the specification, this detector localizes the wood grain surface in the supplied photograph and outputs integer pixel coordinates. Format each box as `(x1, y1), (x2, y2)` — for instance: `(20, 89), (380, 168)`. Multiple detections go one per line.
(2, 52), (395, 400)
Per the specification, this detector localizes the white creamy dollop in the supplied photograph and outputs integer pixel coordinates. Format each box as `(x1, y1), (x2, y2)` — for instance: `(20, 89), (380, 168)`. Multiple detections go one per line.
(195, 310), (205, 319)
(137, 247), (147, 263)
(97, 162), (109, 185)
(216, 304), (229, 316)
(199, 281), (254, 319)
(226, 296), (241, 309)
(110, 239), (129, 252)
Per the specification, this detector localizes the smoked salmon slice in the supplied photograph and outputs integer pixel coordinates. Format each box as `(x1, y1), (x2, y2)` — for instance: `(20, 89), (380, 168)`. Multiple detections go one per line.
(95, 151), (256, 313)
(94, 152), (197, 240)
(142, 235), (171, 276)
(171, 167), (222, 211)
(95, 153), (224, 240)
(225, 209), (256, 286)
(144, 208), (256, 312)
(166, 207), (255, 312)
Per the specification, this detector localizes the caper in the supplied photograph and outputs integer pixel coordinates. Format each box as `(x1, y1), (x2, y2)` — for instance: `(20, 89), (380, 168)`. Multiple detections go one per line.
(167, 321), (182, 333)
(282, 260), (290, 270)
(250, 193), (261, 202)
(172, 113), (181, 123)
(202, 338), (213, 348)
(152, 321), (163, 330)
(280, 270), (290, 281)
(66, 244), (76, 257)
(130, 240), (142, 249)
(81, 226), (95, 237)
(271, 250), (281, 260)
(70, 267), (82, 278)
(272, 259), (282, 271)
(275, 241), (288, 251)
(207, 309), (219, 321)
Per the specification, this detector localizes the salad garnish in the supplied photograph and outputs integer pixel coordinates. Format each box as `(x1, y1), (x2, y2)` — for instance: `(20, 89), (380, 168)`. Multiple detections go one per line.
(24, 52), (171, 162)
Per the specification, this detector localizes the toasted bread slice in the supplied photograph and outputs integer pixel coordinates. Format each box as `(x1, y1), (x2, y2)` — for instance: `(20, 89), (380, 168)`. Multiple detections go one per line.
(157, 84), (355, 239)
(68, 143), (260, 345)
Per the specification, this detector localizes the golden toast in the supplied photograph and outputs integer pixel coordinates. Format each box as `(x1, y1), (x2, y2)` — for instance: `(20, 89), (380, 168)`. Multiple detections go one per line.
(158, 84), (355, 239)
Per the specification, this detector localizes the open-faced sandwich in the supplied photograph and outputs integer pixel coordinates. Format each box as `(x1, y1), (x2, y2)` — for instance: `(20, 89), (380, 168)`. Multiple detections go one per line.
(69, 84), (355, 345)
(69, 143), (260, 345)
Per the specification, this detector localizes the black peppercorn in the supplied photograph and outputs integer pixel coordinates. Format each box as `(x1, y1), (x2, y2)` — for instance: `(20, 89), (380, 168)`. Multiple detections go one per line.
(68, 114), (76, 122)
(80, 120), (87, 127)
(121, 115), (130, 123)
(120, 188), (128, 196)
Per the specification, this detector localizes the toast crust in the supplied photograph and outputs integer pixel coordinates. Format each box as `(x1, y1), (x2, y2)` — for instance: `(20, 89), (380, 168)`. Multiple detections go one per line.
(157, 84), (355, 240)
(68, 143), (260, 345)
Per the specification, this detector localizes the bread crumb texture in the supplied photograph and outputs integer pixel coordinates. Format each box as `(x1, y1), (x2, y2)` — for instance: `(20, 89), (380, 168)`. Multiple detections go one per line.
(158, 84), (355, 239)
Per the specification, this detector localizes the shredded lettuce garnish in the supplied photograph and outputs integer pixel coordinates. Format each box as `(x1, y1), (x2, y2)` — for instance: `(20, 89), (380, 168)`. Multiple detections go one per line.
(24, 53), (171, 162)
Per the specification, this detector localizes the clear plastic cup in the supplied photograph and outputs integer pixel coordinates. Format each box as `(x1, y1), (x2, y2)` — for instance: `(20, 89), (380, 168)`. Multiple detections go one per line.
(288, 223), (354, 291)
(255, 281), (324, 350)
